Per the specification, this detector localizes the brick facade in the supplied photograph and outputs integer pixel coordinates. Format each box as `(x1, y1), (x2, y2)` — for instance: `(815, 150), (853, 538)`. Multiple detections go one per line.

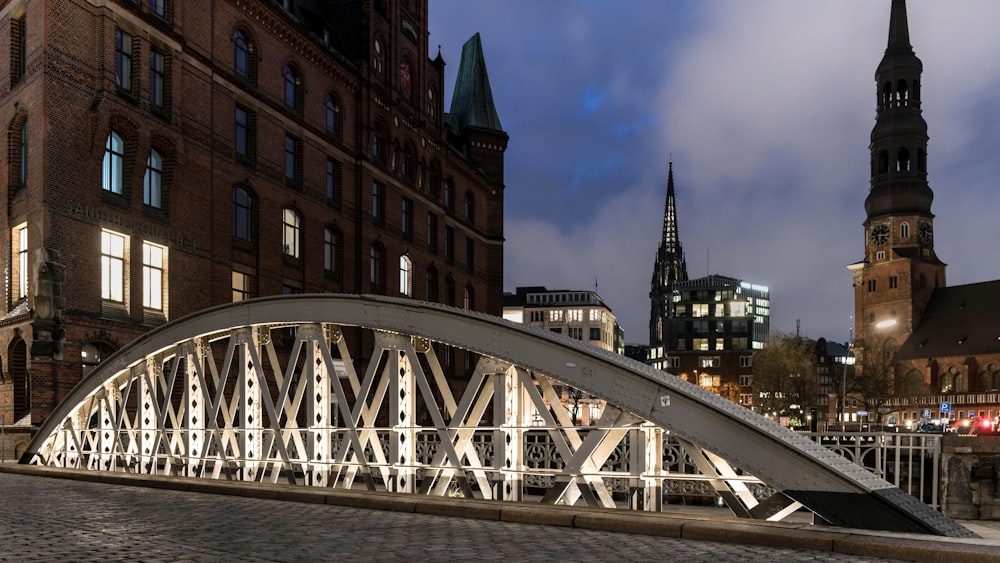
(0, 0), (506, 424)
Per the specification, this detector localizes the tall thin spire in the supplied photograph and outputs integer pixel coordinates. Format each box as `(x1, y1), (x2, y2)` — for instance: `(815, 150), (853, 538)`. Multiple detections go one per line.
(886, 0), (911, 50)
(649, 159), (688, 349)
(661, 159), (680, 253)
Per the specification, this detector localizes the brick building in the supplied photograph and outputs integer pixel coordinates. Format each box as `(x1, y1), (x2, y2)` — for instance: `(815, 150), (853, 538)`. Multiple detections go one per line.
(0, 0), (507, 426)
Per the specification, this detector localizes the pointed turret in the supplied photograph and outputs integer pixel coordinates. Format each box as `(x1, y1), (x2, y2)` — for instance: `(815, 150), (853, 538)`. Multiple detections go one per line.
(866, 0), (932, 220)
(649, 159), (689, 351)
(449, 33), (503, 132)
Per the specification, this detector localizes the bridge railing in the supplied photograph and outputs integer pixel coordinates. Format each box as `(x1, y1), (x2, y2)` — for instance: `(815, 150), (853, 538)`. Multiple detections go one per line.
(800, 432), (941, 509)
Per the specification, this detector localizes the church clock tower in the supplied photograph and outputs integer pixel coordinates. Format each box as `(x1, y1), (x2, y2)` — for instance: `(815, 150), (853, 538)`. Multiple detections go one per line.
(851, 0), (946, 345)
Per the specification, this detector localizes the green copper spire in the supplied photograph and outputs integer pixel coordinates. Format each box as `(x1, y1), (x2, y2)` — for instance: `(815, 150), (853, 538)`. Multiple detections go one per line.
(449, 33), (503, 132)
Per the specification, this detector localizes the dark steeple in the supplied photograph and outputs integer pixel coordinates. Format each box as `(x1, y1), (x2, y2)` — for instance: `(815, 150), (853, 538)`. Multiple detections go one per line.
(649, 159), (688, 349)
(866, 0), (933, 220)
(449, 33), (503, 132)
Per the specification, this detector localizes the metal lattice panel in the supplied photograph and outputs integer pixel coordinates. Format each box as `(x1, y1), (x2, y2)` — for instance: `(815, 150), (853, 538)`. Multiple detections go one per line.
(21, 295), (972, 537)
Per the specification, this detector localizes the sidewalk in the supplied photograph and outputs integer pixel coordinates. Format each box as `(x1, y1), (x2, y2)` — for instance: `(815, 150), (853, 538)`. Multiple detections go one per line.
(2, 462), (998, 562)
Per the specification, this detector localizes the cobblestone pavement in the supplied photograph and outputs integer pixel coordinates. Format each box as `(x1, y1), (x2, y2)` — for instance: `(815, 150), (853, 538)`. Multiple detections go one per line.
(0, 473), (908, 563)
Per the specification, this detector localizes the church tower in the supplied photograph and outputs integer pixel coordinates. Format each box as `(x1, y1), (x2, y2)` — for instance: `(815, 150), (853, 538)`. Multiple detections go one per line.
(851, 0), (946, 346)
(649, 160), (689, 361)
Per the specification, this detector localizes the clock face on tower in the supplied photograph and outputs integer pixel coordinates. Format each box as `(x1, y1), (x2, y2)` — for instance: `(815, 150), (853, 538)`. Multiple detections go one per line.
(869, 224), (890, 246)
(918, 221), (933, 244)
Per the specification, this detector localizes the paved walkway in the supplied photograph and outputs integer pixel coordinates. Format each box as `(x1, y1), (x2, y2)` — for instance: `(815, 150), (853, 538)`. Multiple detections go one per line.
(1, 466), (998, 562)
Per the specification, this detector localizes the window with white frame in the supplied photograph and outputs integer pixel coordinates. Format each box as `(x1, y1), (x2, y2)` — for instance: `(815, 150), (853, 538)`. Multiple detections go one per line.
(282, 208), (300, 258)
(101, 230), (126, 302)
(103, 131), (125, 194)
(144, 149), (163, 208)
(12, 223), (27, 301)
(399, 255), (412, 297)
(142, 242), (165, 310)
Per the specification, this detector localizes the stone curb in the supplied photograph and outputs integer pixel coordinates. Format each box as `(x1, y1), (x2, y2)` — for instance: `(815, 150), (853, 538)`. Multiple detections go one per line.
(3, 463), (999, 562)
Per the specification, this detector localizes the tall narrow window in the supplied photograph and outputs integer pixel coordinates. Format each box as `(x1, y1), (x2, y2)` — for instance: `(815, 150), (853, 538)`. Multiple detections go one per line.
(233, 187), (252, 241)
(444, 179), (454, 212)
(232, 271), (251, 302)
(235, 106), (255, 161)
(101, 230), (126, 302)
(326, 158), (342, 206)
(324, 228), (338, 275)
(464, 192), (474, 224)
(115, 29), (133, 92)
(399, 255), (412, 297)
(149, 49), (166, 110)
(372, 122), (384, 161)
(370, 245), (384, 292)
(445, 226), (454, 261)
(425, 268), (438, 302)
(401, 198), (413, 239)
(284, 135), (302, 187)
(282, 208), (300, 258)
(427, 213), (438, 252)
(325, 95), (341, 138)
(233, 30), (254, 82)
(466, 236), (474, 273)
(372, 181), (384, 225)
(402, 143), (414, 181)
(283, 65), (301, 112)
(143, 149), (163, 208)
(12, 224), (28, 301)
(103, 131), (125, 194)
(11, 15), (25, 87)
(18, 120), (27, 188)
(142, 242), (165, 310)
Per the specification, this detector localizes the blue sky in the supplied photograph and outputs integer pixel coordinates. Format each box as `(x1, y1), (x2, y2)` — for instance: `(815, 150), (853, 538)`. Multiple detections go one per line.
(429, 1), (1000, 345)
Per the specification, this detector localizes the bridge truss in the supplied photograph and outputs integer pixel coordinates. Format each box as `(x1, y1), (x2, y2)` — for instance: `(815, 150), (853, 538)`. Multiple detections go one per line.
(22, 295), (970, 536)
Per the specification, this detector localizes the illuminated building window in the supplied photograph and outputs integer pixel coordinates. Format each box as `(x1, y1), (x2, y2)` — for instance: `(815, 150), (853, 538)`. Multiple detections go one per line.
(101, 230), (127, 302)
(142, 242), (166, 310)
(12, 223), (27, 301)
(232, 271), (251, 302)
(282, 208), (300, 258)
(399, 255), (412, 297)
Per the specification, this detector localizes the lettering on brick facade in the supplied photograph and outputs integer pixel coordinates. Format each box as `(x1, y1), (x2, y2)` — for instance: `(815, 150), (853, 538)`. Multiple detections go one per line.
(69, 202), (199, 251)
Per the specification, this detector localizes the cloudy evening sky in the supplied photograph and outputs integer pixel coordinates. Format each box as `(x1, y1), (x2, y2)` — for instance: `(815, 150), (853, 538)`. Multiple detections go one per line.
(429, 0), (1000, 345)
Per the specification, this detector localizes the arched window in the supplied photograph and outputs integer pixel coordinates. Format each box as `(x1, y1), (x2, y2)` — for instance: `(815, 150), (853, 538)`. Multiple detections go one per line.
(897, 79), (908, 105)
(103, 131), (125, 194)
(464, 285), (475, 310)
(144, 149), (163, 208)
(899, 222), (909, 239)
(402, 142), (414, 181)
(444, 178), (455, 211)
(284, 64), (302, 112)
(325, 94), (341, 138)
(282, 208), (300, 258)
(372, 121), (385, 161)
(878, 150), (889, 174)
(399, 255), (413, 297)
(233, 187), (253, 241)
(896, 147), (910, 172)
(233, 29), (256, 84)
(881, 82), (892, 109)
(399, 55), (412, 101)
(464, 191), (474, 225)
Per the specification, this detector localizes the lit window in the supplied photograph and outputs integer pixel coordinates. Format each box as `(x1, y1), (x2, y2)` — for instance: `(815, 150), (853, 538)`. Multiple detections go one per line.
(399, 255), (412, 297)
(232, 271), (251, 302)
(12, 224), (27, 300)
(103, 131), (124, 194)
(900, 222), (910, 238)
(282, 208), (300, 258)
(691, 304), (709, 317)
(143, 149), (163, 208)
(101, 230), (126, 302)
(115, 29), (133, 92)
(233, 187), (252, 241)
(142, 242), (165, 310)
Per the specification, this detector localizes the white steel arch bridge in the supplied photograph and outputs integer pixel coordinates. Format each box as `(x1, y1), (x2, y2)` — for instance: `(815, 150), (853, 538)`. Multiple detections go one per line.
(21, 295), (971, 537)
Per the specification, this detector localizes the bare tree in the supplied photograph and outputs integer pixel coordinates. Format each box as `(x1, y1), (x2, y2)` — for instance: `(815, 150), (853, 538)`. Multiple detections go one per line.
(851, 332), (899, 420)
(751, 332), (817, 425)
